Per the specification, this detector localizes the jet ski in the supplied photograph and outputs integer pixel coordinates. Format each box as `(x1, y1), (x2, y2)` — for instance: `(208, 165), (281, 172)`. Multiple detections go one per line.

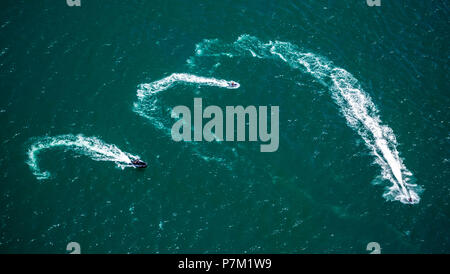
(227, 81), (240, 89)
(131, 159), (147, 168)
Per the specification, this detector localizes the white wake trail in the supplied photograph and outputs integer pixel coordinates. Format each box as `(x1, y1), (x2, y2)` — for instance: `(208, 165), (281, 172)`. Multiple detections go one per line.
(192, 35), (422, 204)
(134, 73), (239, 131)
(137, 73), (239, 99)
(134, 73), (240, 165)
(26, 134), (140, 180)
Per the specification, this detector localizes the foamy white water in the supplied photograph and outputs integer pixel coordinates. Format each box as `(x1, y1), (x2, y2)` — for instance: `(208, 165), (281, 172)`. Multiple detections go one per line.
(137, 73), (239, 99)
(192, 35), (422, 204)
(134, 73), (240, 165)
(135, 73), (239, 130)
(26, 134), (140, 180)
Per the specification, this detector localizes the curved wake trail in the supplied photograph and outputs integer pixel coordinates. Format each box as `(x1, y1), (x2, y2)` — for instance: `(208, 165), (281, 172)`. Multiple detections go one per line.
(192, 35), (422, 204)
(134, 73), (239, 130)
(26, 134), (140, 180)
(134, 73), (240, 164)
(137, 73), (239, 99)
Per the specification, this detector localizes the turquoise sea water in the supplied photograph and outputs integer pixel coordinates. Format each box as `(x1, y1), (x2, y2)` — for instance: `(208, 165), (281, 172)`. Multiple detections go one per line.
(0, 0), (448, 253)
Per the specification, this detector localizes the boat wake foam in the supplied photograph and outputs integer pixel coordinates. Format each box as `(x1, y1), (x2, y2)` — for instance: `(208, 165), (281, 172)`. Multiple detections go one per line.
(191, 34), (422, 204)
(137, 73), (239, 99)
(135, 73), (239, 128)
(134, 73), (240, 165)
(26, 134), (140, 180)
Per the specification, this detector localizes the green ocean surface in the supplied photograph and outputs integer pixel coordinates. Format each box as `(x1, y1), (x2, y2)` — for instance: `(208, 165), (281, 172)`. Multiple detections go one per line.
(0, 0), (448, 253)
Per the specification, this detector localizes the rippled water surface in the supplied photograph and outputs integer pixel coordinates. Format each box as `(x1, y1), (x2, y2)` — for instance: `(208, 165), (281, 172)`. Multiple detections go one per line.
(0, 0), (448, 253)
